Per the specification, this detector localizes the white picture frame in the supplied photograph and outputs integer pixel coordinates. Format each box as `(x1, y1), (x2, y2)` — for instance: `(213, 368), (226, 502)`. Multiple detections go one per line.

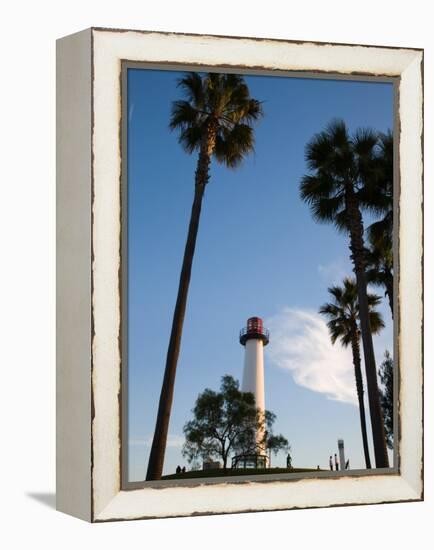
(56, 27), (423, 522)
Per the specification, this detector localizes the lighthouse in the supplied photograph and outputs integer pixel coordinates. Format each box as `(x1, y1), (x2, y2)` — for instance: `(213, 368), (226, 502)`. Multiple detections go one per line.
(239, 316), (269, 465)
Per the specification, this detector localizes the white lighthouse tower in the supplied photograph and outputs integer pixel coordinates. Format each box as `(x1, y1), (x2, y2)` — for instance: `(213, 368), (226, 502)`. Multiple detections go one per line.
(237, 316), (269, 468)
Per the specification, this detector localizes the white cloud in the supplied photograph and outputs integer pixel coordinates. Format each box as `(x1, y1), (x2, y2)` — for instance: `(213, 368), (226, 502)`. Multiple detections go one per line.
(130, 433), (184, 448)
(266, 308), (357, 405)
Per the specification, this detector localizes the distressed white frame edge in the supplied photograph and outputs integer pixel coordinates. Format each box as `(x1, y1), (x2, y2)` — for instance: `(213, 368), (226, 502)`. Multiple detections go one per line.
(56, 27), (423, 523)
(93, 30), (423, 520)
(56, 28), (92, 522)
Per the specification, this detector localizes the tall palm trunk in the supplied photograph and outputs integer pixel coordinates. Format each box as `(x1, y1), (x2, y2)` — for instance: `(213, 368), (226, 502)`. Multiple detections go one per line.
(349, 323), (372, 469)
(346, 187), (389, 468)
(146, 124), (217, 481)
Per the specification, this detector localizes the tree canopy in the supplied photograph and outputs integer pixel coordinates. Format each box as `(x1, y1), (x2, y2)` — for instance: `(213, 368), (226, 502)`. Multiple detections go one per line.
(182, 375), (288, 469)
(319, 277), (384, 347)
(169, 72), (263, 168)
(299, 119), (387, 233)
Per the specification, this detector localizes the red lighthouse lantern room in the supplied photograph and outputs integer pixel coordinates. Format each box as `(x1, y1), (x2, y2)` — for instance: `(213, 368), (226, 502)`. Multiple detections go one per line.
(239, 316), (269, 346)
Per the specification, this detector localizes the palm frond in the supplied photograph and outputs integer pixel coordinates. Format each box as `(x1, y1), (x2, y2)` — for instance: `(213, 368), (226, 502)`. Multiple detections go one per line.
(299, 172), (346, 228)
(358, 128), (393, 215)
(327, 318), (348, 345)
(170, 72), (262, 166)
(225, 98), (263, 125)
(319, 302), (340, 317)
(300, 119), (394, 241)
(310, 195), (346, 228)
(169, 100), (202, 131)
(365, 267), (387, 287)
(176, 72), (206, 109)
(214, 124), (255, 168)
(352, 127), (378, 157)
(378, 130), (394, 166)
(368, 310), (385, 334)
(366, 210), (393, 245)
(327, 284), (344, 302)
(305, 132), (336, 172)
(177, 125), (204, 154)
(319, 276), (384, 347)
(366, 292), (383, 308)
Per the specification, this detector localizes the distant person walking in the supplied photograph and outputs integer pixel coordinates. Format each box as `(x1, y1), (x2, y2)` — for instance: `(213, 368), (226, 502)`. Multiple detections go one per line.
(182, 466), (186, 473)
(286, 453), (292, 469)
(329, 456), (333, 471)
(334, 453), (339, 471)
(176, 465), (181, 474)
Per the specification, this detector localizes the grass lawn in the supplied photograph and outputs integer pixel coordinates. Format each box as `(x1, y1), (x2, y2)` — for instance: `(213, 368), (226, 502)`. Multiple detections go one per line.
(162, 467), (321, 480)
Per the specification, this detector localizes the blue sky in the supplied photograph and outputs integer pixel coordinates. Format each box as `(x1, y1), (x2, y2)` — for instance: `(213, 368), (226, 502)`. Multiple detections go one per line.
(127, 68), (394, 480)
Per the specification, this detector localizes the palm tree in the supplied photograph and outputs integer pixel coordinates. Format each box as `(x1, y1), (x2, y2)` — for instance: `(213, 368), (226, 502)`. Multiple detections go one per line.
(320, 278), (385, 469)
(365, 232), (393, 316)
(366, 131), (393, 245)
(146, 73), (263, 480)
(300, 119), (389, 467)
(365, 131), (394, 317)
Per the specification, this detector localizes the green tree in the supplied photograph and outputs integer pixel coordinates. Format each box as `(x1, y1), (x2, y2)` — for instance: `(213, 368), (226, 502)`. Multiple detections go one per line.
(146, 74), (263, 480)
(182, 375), (263, 470)
(319, 277), (385, 469)
(232, 409), (288, 465)
(378, 351), (394, 450)
(300, 120), (389, 467)
(266, 434), (290, 467)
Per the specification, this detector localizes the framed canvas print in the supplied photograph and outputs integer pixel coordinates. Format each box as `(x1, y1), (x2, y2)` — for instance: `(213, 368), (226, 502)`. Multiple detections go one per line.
(56, 27), (423, 522)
